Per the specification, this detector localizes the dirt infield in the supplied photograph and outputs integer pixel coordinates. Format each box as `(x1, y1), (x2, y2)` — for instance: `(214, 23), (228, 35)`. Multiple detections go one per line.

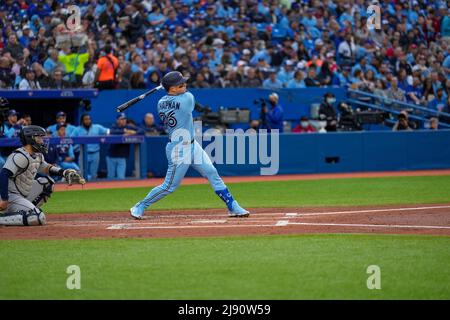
(1, 204), (449, 240)
(2, 170), (449, 240)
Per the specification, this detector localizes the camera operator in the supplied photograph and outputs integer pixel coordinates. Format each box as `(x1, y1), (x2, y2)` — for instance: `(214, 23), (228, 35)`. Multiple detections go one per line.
(392, 111), (414, 131)
(319, 92), (338, 132)
(260, 93), (284, 133)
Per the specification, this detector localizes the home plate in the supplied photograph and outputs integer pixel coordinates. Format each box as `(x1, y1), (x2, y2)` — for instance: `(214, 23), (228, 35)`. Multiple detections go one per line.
(276, 220), (289, 226)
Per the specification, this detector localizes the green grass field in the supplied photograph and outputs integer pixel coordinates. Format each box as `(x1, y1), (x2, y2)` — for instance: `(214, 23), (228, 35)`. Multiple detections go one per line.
(1, 175), (450, 299)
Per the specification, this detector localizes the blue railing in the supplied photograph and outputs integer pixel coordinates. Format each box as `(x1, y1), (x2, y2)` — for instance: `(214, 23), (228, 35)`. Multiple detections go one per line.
(347, 89), (450, 129)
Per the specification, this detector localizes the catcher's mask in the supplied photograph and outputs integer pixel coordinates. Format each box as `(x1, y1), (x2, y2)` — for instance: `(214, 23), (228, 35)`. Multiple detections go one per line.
(19, 125), (49, 154)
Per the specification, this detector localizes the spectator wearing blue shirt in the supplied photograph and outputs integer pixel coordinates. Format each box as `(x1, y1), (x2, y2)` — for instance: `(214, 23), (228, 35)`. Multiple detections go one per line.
(43, 49), (62, 74)
(263, 71), (283, 90)
(47, 111), (77, 137)
(72, 114), (110, 181)
(3, 109), (26, 138)
(148, 4), (166, 27)
(261, 93), (284, 133)
(107, 113), (144, 179)
(441, 7), (450, 37)
(332, 65), (352, 86)
(163, 9), (182, 31)
(428, 87), (447, 112)
(301, 8), (317, 29)
(19, 25), (33, 48)
(277, 60), (295, 87)
(406, 77), (424, 105)
(443, 54), (450, 77)
(55, 124), (80, 172)
(286, 70), (306, 88)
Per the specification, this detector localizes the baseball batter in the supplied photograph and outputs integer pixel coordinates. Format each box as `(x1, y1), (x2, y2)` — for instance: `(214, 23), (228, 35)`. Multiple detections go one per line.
(0, 125), (85, 226)
(130, 71), (249, 219)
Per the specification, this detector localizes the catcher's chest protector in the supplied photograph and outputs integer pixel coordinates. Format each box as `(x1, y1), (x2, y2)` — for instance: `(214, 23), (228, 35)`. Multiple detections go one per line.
(7, 148), (44, 197)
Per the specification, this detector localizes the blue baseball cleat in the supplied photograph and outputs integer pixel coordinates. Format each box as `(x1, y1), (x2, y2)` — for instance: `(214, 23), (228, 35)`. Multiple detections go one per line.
(228, 201), (250, 217)
(129, 204), (145, 220)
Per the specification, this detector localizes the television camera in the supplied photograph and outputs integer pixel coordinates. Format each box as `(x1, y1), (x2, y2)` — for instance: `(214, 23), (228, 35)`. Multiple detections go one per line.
(194, 102), (250, 131)
(337, 102), (390, 131)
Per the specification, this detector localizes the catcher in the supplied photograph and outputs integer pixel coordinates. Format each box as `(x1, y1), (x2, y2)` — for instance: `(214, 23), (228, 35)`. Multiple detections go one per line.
(0, 125), (85, 226)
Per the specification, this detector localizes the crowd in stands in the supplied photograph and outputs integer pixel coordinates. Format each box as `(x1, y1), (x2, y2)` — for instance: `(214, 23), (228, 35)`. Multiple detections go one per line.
(0, 0), (449, 112)
(0, 109), (166, 179)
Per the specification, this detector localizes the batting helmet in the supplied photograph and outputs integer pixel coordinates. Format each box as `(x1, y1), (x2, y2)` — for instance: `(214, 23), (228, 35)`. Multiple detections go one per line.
(19, 125), (48, 154)
(161, 71), (189, 91)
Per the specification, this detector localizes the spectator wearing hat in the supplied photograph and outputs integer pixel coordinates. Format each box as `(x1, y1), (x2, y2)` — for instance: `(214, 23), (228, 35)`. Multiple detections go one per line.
(46, 111), (77, 137)
(332, 65), (352, 87)
(277, 60), (295, 87)
(55, 123), (80, 172)
(19, 25), (33, 48)
(286, 70), (306, 88)
(107, 113), (144, 180)
(95, 43), (119, 90)
(261, 93), (284, 133)
(392, 112), (413, 131)
(27, 36), (43, 64)
(292, 116), (317, 133)
(19, 67), (41, 90)
(3, 109), (25, 138)
(428, 87), (447, 112)
(72, 114), (110, 181)
(262, 70), (283, 89)
(319, 93), (338, 132)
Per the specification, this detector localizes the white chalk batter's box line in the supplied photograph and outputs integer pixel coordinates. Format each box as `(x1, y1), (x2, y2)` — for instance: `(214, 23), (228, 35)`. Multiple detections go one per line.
(106, 222), (450, 230)
(54, 205), (450, 228)
(104, 205), (450, 231)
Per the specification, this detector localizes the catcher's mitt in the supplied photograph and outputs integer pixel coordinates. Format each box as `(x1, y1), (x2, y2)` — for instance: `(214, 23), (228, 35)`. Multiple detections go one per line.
(63, 169), (86, 186)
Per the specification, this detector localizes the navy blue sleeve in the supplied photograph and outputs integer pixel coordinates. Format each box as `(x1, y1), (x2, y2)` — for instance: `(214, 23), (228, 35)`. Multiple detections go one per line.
(109, 125), (124, 135)
(0, 168), (13, 201)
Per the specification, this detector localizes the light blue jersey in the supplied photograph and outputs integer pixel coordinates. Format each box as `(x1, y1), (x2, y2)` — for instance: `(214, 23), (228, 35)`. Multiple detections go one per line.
(157, 91), (195, 141)
(131, 85), (248, 218)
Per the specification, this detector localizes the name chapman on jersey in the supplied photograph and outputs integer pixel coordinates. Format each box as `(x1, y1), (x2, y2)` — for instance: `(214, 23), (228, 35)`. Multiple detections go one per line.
(159, 99), (180, 111)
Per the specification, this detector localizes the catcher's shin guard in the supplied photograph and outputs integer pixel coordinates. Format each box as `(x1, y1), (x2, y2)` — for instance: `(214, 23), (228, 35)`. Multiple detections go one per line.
(29, 176), (55, 207)
(0, 208), (46, 226)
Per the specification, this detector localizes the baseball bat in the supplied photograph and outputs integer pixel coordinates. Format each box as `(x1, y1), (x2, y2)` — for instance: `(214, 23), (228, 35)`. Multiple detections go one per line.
(116, 85), (163, 112)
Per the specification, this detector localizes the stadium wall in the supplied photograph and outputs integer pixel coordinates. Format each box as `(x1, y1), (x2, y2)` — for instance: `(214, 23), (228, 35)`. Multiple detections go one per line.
(143, 130), (450, 177)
